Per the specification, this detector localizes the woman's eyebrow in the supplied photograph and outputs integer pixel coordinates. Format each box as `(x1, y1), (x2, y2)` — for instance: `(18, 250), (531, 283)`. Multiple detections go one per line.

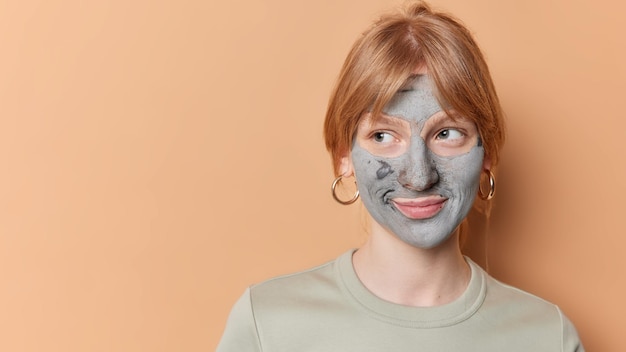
(425, 111), (451, 124)
(420, 112), (454, 131)
(425, 110), (471, 125)
(375, 114), (408, 127)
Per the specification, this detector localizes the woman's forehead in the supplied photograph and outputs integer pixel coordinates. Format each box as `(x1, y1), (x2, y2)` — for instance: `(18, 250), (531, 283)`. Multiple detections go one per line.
(382, 75), (443, 124)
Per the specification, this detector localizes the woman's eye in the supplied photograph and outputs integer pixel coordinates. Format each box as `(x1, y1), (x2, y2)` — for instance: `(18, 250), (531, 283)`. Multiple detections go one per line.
(436, 129), (463, 140)
(373, 132), (395, 143)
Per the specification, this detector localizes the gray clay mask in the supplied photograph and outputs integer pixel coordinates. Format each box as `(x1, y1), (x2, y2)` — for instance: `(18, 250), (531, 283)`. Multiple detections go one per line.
(351, 75), (484, 249)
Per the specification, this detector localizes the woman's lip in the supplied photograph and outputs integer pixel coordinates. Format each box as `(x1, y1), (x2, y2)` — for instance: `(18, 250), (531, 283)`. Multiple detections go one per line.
(391, 196), (447, 220)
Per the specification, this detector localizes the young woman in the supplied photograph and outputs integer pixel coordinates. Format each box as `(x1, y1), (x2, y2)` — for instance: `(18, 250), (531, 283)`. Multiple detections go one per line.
(217, 2), (584, 351)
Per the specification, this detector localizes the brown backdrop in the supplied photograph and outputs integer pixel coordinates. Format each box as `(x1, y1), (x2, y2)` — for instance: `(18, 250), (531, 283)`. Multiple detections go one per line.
(1, 0), (623, 351)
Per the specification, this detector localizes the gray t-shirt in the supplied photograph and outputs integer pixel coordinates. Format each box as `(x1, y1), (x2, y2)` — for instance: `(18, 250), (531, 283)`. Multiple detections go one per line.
(217, 250), (583, 351)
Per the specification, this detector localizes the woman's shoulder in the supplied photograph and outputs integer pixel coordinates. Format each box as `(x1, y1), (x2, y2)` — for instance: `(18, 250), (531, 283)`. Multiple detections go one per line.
(482, 271), (562, 315)
(480, 271), (583, 350)
(478, 265), (579, 334)
(247, 250), (351, 308)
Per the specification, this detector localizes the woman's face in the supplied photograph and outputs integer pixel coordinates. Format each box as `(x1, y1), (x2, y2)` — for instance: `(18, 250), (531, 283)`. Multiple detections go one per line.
(343, 74), (486, 249)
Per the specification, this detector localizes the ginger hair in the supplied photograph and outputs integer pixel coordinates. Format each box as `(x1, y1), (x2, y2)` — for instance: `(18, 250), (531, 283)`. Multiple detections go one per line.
(324, 1), (505, 176)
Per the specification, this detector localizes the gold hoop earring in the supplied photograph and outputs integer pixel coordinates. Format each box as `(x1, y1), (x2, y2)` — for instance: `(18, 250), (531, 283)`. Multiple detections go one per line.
(478, 169), (496, 200)
(331, 175), (359, 205)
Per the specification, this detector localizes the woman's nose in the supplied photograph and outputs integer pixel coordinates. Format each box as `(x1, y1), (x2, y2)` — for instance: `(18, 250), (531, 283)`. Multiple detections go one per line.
(397, 139), (439, 191)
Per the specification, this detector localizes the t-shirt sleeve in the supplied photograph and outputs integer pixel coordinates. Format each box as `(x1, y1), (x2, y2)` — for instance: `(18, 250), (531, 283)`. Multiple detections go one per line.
(216, 288), (262, 352)
(559, 307), (585, 352)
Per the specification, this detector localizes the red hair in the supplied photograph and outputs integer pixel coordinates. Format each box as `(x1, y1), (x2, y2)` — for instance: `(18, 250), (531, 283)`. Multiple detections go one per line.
(324, 1), (505, 176)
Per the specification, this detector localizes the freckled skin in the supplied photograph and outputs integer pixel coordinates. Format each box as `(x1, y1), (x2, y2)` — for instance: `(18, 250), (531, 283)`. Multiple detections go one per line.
(351, 75), (484, 249)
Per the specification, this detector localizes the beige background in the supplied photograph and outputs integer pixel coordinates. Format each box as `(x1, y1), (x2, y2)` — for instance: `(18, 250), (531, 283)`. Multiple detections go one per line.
(1, 0), (624, 351)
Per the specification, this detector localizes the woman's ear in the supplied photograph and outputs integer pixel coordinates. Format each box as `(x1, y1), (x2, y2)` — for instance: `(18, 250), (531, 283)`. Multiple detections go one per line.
(482, 155), (492, 171)
(339, 153), (354, 177)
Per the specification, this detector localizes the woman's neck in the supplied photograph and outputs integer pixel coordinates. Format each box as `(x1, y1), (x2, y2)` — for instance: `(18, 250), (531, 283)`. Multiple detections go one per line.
(352, 220), (470, 307)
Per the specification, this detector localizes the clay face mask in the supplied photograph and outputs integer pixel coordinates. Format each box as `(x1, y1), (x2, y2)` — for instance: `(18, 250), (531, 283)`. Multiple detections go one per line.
(351, 75), (484, 249)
